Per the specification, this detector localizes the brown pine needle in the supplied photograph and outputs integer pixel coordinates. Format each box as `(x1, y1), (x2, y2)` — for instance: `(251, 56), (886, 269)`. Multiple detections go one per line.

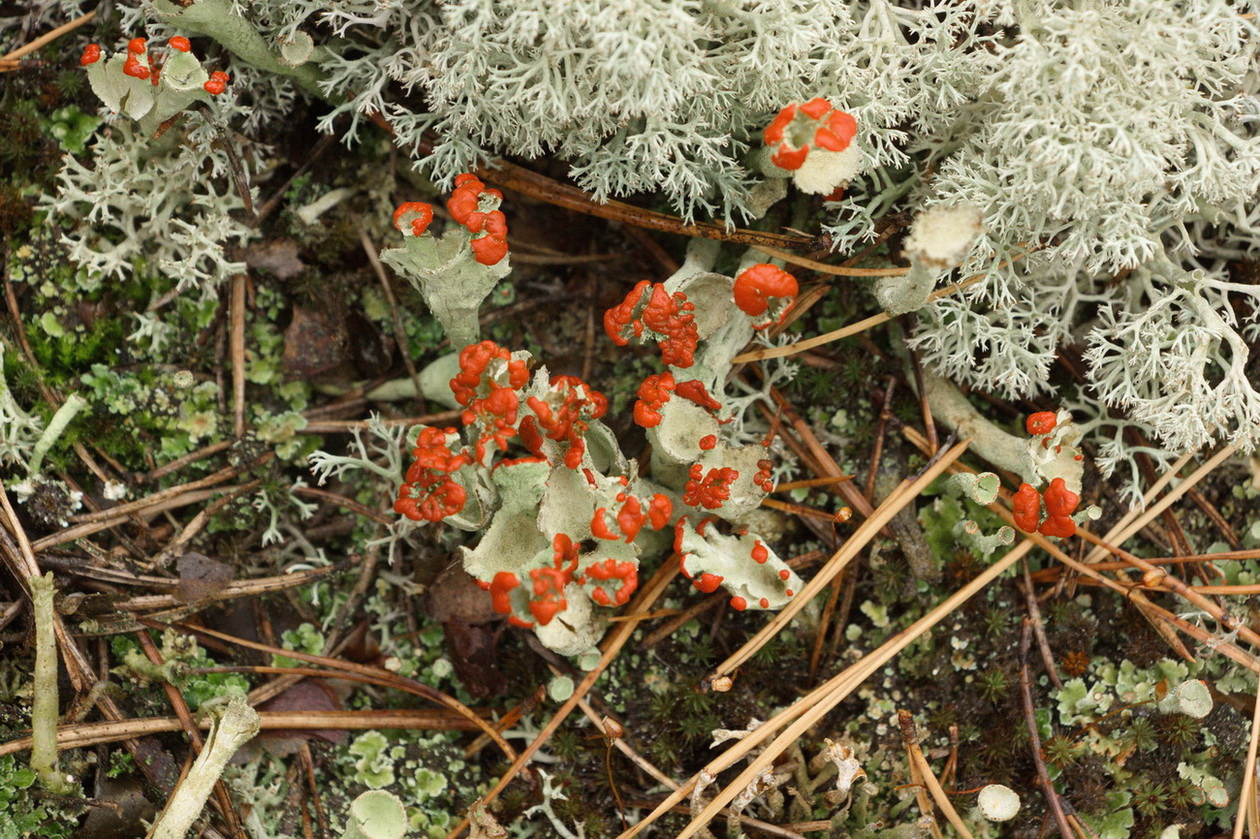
(900, 709), (971, 838)
(711, 438), (970, 679)
(730, 275), (983, 363)
(1235, 679), (1260, 839)
(0, 11), (95, 66)
(0, 710), (490, 757)
(772, 475), (854, 491)
(754, 245), (911, 277)
(624, 538), (1034, 839)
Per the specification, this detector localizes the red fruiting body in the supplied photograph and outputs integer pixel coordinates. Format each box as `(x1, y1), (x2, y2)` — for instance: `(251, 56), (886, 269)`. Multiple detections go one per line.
(604, 282), (699, 368)
(771, 142), (809, 170)
(764, 98), (857, 172)
(394, 476), (464, 522)
(393, 202), (434, 237)
(591, 508), (618, 540)
(169, 36), (191, 52)
(674, 379), (721, 412)
(1026, 411), (1058, 436)
(1013, 483), (1041, 533)
(641, 285), (698, 367)
(80, 44), (101, 65)
(450, 341), (527, 405)
(753, 458), (774, 492)
(813, 109), (858, 151)
(615, 495), (645, 543)
(447, 174), (485, 223)
(586, 558), (638, 607)
(678, 545), (725, 595)
(633, 372), (675, 428)
(1039, 515), (1076, 539)
(732, 264), (799, 324)
(1043, 477), (1079, 518)
(699, 435), (717, 451)
(523, 534), (581, 626)
(203, 70), (229, 95)
(469, 232), (508, 265)
(683, 464), (738, 510)
(122, 54), (151, 80)
(604, 280), (651, 347)
(451, 341), (529, 463)
(447, 174), (509, 265)
(394, 426), (472, 522)
(524, 375), (608, 469)
(127, 37), (147, 54)
(730, 596), (748, 611)
(488, 572), (521, 619)
(751, 541), (768, 564)
(762, 103), (796, 145)
(647, 494), (672, 530)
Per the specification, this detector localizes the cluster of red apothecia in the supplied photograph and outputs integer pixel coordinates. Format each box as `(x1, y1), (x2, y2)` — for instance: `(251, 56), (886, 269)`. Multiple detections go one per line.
(1012, 412), (1081, 538)
(392, 173), (508, 266)
(80, 36), (229, 95)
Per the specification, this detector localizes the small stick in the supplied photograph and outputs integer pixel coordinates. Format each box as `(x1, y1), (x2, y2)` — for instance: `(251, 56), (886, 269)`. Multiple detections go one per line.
(1185, 486), (1242, 549)
(302, 412), (463, 433)
(141, 440), (234, 483)
(359, 227), (423, 403)
(731, 276), (982, 364)
(898, 709), (972, 838)
(733, 244), (1042, 364)
(478, 159), (815, 252)
(907, 344), (937, 455)
(1021, 559), (1064, 690)
(1019, 619), (1073, 838)
(808, 572), (844, 683)
(299, 743), (331, 839)
(1233, 689), (1260, 839)
(230, 274), (247, 438)
(863, 378), (896, 503)
(0, 10), (95, 65)
(753, 245), (910, 277)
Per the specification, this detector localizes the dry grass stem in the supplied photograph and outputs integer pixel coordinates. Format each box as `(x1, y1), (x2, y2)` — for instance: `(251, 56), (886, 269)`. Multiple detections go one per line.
(0, 709), (489, 757)
(730, 275), (983, 364)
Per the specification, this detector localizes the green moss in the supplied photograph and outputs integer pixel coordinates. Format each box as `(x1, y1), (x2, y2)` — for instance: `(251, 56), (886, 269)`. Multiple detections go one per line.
(0, 755), (77, 839)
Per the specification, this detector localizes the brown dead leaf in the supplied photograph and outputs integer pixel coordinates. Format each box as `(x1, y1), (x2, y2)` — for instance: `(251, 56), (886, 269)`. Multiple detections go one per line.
(445, 617), (508, 699)
(174, 552), (234, 605)
(242, 238), (306, 280)
(257, 679), (348, 756)
(424, 564), (498, 625)
(282, 305), (356, 381)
